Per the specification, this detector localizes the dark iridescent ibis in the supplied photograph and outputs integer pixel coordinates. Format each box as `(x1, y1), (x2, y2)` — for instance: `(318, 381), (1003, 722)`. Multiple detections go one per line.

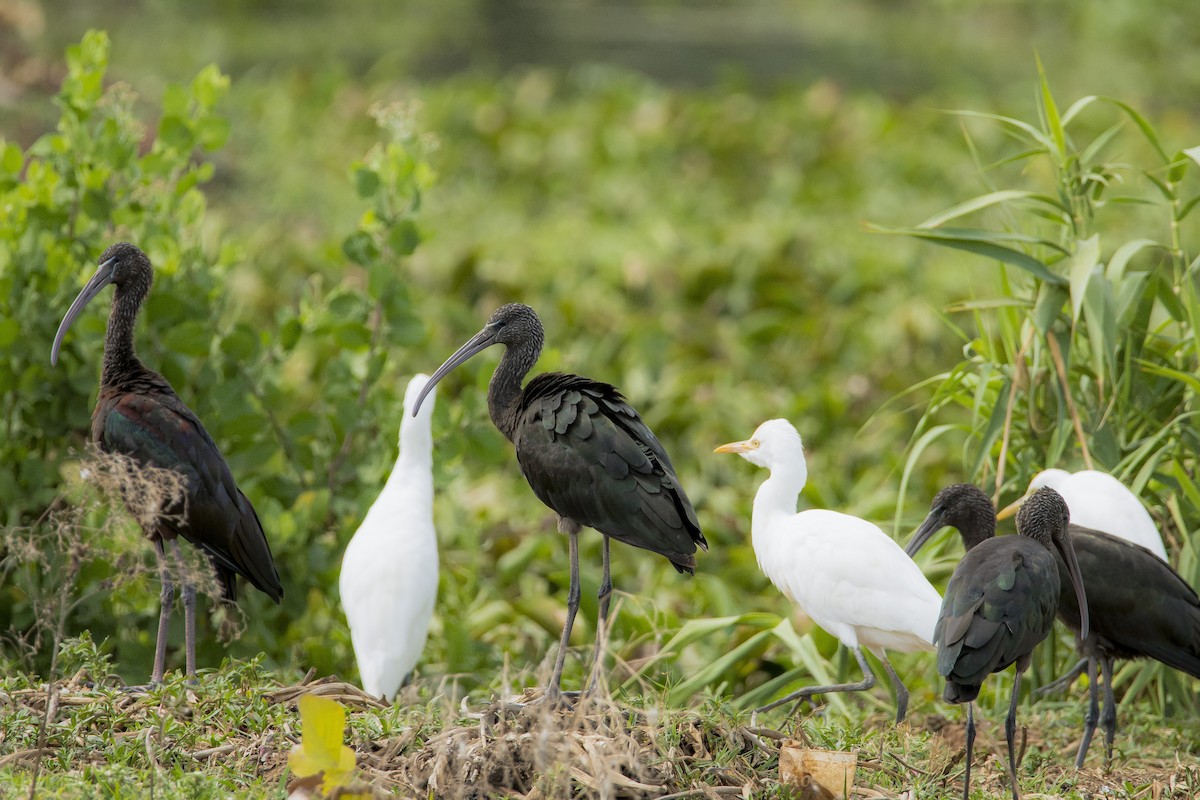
(905, 486), (1088, 800)
(51, 242), (283, 683)
(411, 303), (706, 699)
(909, 483), (1200, 770)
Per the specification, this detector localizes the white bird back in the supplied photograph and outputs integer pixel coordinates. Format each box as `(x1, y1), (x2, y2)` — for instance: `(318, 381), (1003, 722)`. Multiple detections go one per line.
(340, 373), (440, 701)
(1029, 469), (1167, 561)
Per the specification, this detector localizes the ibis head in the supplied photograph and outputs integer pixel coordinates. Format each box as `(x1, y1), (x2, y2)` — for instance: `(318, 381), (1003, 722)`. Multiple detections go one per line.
(1017, 487), (1090, 640)
(52, 243), (152, 367)
(905, 483), (997, 557)
(412, 303), (543, 417)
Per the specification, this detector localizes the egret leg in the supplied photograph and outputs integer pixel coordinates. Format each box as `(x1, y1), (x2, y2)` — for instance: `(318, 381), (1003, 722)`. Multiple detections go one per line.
(1035, 656), (1088, 697)
(547, 520), (582, 701)
(151, 539), (175, 685)
(171, 540), (197, 681)
(1075, 657), (1100, 769)
(755, 645), (875, 718)
(963, 702), (974, 800)
(586, 536), (613, 696)
(1099, 656), (1117, 770)
(878, 653), (909, 724)
(1005, 655), (1031, 800)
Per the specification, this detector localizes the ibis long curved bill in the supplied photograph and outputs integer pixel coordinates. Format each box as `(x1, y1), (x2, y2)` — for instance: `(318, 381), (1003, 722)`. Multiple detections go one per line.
(51, 255), (119, 366)
(1056, 529), (1090, 641)
(411, 322), (500, 415)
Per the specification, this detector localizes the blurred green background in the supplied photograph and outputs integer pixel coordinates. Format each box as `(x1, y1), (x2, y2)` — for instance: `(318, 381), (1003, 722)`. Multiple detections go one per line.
(2, 0), (1198, 718)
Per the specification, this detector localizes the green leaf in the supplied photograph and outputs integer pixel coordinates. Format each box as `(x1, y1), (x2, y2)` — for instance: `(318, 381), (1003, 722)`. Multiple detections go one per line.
(1102, 97), (1170, 162)
(871, 225), (1066, 285)
(1032, 282), (1069, 333)
(1067, 234), (1101, 323)
(388, 218), (420, 256)
(342, 231), (379, 267)
(1037, 57), (1067, 157)
(914, 190), (1047, 229)
(353, 166), (381, 199)
(1105, 238), (1159, 283)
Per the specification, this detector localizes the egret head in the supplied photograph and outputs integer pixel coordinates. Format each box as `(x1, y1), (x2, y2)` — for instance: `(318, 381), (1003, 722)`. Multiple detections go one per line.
(713, 418), (803, 470)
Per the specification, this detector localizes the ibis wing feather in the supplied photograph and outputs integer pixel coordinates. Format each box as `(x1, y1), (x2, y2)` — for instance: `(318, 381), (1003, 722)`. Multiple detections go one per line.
(1058, 527), (1200, 676)
(97, 390), (283, 602)
(516, 373), (705, 571)
(936, 538), (1060, 694)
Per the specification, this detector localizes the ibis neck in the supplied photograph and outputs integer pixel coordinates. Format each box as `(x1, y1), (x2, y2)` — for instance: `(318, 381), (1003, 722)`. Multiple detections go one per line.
(488, 340), (540, 442)
(100, 285), (147, 387)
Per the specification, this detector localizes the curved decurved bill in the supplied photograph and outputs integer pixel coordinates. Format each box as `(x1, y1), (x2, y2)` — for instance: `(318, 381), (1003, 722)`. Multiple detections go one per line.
(1056, 530), (1091, 640)
(904, 510), (946, 558)
(411, 325), (498, 415)
(996, 494), (1025, 521)
(51, 257), (118, 366)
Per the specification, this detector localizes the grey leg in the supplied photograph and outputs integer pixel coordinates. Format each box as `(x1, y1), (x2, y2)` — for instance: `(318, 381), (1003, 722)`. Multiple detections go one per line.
(1075, 657), (1100, 769)
(1006, 655), (1030, 800)
(879, 653), (909, 724)
(151, 539), (175, 685)
(1036, 656), (1088, 697)
(586, 536), (613, 696)
(1100, 656), (1117, 770)
(756, 644), (876, 719)
(171, 540), (197, 681)
(963, 702), (975, 800)
(547, 519), (581, 701)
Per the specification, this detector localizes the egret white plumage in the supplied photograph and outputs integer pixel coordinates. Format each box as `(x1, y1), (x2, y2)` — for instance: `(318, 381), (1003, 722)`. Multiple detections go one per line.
(714, 419), (942, 723)
(340, 374), (438, 702)
(999, 469), (1167, 561)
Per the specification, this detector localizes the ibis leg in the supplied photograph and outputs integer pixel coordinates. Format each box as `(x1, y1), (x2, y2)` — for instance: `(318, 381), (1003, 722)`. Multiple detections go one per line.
(963, 702), (975, 800)
(171, 540), (197, 681)
(1005, 657), (1030, 800)
(1075, 657), (1100, 769)
(879, 653), (909, 724)
(586, 536), (613, 696)
(1035, 656), (1088, 697)
(151, 539), (175, 685)
(755, 644), (875, 718)
(547, 520), (582, 700)
(1099, 656), (1117, 770)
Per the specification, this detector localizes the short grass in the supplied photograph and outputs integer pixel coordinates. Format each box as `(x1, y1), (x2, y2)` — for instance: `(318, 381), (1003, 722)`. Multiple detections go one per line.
(2, 648), (1198, 799)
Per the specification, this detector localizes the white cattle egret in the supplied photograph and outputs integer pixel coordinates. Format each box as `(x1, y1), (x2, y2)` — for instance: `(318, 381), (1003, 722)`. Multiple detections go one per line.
(999, 469), (1167, 561)
(340, 374), (438, 701)
(715, 419), (942, 723)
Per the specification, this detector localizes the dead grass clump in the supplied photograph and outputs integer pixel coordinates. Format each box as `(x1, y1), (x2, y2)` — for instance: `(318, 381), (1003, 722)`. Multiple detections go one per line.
(363, 688), (771, 799)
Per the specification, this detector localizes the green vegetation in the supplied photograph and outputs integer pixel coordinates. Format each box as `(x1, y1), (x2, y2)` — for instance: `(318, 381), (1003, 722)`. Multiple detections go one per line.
(2, 2), (1199, 796)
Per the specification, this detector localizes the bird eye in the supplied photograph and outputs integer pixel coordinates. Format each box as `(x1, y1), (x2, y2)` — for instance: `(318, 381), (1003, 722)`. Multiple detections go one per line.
(751, 439), (760, 447)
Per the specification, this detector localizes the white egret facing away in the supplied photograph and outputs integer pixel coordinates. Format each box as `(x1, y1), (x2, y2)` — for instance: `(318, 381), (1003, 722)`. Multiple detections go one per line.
(340, 374), (438, 701)
(714, 419), (942, 723)
(999, 469), (1167, 562)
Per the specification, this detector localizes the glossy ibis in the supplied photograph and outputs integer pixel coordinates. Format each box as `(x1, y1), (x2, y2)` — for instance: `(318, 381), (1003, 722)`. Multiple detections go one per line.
(714, 419), (941, 724)
(411, 303), (706, 699)
(51, 242), (283, 683)
(340, 373), (438, 702)
(909, 482), (1200, 769)
(998, 469), (1168, 561)
(906, 485), (1089, 799)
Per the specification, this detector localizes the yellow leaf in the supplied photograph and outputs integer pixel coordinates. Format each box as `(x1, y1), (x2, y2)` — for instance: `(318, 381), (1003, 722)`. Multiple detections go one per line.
(288, 694), (357, 792)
